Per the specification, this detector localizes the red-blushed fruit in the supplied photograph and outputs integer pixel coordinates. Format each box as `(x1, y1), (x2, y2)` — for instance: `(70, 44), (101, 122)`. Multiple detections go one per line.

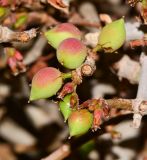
(30, 67), (62, 101)
(45, 23), (82, 49)
(57, 38), (87, 69)
(68, 109), (93, 137)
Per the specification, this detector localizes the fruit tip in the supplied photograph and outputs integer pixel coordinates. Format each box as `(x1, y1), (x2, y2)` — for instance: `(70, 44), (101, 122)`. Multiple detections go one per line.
(122, 16), (125, 19)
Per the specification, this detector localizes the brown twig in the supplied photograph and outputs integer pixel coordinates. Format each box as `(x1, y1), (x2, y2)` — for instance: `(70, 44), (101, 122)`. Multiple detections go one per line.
(41, 144), (70, 160)
(0, 25), (37, 43)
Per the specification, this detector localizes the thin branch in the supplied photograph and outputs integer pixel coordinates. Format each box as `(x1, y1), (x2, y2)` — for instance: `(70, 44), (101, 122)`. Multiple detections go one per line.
(0, 25), (37, 43)
(129, 39), (147, 48)
(132, 54), (147, 128)
(41, 144), (70, 160)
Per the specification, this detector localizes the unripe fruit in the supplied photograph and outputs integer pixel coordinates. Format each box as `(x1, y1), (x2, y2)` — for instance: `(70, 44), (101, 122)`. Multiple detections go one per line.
(57, 38), (87, 69)
(30, 67), (62, 101)
(68, 109), (93, 137)
(95, 18), (126, 53)
(45, 23), (82, 49)
(59, 94), (72, 121)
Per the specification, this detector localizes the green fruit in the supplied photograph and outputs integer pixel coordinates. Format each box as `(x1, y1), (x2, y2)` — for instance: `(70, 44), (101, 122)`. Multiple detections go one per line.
(57, 38), (87, 69)
(59, 94), (72, 121)
(30, 67), (62, 101)
(45, 23), (82, 49)
(68, 109), (93, 137)
(95, 18), (126, 53)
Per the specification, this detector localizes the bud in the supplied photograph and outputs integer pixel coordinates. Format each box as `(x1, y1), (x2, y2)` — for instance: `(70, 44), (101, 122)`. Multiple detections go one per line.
(45, 23), (82, 49)
(5, 47), (26, 76)
(95, 18), (126, 53)
(58, 82), (75, 99)
(68, 109), (93, 137)
(59, 94), (72, 121)
(92, 109), (103, 131)
(30, 67), (62, 101)
(57, 38), (87, 69)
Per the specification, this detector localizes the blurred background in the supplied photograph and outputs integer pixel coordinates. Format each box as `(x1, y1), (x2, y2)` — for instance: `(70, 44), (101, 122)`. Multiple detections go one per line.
(0, 0), (147, 159)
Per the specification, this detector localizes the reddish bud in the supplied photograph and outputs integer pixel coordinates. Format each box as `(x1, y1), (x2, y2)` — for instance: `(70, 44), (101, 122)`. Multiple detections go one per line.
(92, 109), (103, 131)
(30, 67), (63, 101)
(5, 47), (26, 76)
(57, 38), (87, 69)
(58, 82), (75, 99)
(0, 0), (9, 6)
(14, 50), (23, 61)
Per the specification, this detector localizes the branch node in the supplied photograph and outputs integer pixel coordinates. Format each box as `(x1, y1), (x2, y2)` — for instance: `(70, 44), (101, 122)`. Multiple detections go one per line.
(132, 99), (143, 128)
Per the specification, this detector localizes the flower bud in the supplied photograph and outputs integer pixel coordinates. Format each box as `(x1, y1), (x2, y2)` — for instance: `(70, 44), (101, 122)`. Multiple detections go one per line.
(30, 67), (62, 101)
(58, 82), (75, 99)
(57, 38), (87, 69)
(5, 47), (26, 76)
(45, 23), (82, 49)
(68, 109), (93, 137)
(95, 18), (126, 53)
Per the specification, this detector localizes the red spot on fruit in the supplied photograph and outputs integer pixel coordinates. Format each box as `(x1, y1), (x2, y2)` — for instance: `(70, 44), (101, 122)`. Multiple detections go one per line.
(55, 23), (81, 36)
(59, 38), (86, 55)
(33, 67), (61, 87)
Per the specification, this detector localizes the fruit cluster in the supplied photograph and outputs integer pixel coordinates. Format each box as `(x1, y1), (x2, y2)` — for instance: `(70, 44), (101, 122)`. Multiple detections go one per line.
(30, 19), (126, 137)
